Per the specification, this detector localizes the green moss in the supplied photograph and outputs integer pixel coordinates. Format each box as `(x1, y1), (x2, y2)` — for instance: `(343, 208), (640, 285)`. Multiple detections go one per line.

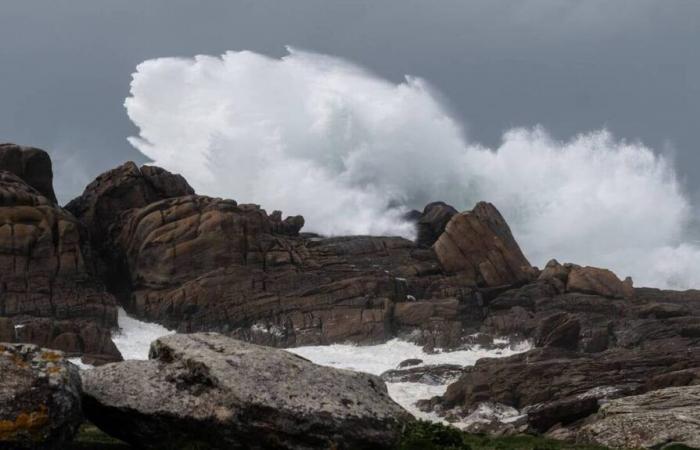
(69, 423), (131, 449)
(397, 421), (612, 450)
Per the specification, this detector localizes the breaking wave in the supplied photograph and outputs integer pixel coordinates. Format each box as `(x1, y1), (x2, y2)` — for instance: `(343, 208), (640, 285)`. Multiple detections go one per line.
(125, 47), (700, 289)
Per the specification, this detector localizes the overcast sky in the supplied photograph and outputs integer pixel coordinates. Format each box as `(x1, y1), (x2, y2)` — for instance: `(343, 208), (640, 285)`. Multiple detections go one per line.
(1, 0), (698, 204)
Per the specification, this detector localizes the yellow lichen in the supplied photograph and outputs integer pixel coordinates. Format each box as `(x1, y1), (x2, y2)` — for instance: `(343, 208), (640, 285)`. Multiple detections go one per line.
(41, 351), (62, 362)
(0, 405), (49, 440)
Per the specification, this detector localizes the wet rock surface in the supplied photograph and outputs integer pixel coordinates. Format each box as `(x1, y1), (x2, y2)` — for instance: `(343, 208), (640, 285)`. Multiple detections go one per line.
(82, 333), (411, 450)
(0, 343), (82, 449)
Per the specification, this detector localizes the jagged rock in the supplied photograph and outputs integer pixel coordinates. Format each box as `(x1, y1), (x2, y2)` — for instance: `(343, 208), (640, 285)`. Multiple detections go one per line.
(576, 385), (700, 449)
(0, 144), (57, 203)
(415, 202), (458, 247)
(381, 364), (464, 385)
(0, 170), (120, 364)
(0, 343), (82, 449)
(82, 333), (411, 450)
(534, 312), (580, 350)
(566, 265), (634, 298)
(433, 202), (534, 287)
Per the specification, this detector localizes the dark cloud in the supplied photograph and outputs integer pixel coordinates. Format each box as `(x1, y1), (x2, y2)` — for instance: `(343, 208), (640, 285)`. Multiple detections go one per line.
(1, 0), (698, 203)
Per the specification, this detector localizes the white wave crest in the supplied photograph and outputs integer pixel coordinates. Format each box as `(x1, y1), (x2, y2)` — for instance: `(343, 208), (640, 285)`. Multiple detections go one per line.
(125, 47), (700, 289)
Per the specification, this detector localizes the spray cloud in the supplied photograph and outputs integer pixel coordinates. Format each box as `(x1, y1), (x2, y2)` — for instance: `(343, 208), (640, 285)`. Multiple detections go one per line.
(126, 48), (699, 289)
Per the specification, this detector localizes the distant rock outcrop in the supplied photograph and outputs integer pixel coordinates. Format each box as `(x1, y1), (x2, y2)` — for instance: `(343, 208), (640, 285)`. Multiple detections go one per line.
(433, 201), (535, 286)
(82, 333), (410, 450)
(0, 343), (82, 449)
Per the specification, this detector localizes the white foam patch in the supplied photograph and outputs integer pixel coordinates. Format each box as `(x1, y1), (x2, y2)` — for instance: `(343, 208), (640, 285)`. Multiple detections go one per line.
(68, 357), (94, 370)
(125, 47), (700, 289)
(289, 339), (531, 420)
(112, 308), (174, 360)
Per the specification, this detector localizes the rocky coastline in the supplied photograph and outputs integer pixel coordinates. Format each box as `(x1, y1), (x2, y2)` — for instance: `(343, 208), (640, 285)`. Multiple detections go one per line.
(2, 143), (700, 449)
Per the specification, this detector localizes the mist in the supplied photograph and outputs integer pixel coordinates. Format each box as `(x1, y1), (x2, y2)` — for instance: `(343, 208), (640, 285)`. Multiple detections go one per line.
(126, 48), (700, 289)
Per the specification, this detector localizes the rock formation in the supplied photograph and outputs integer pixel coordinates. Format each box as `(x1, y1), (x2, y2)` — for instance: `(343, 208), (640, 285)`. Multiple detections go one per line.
(433, 202), (535, 286)
(412, 201), (458, 247)
(0, 343), (82, 449)
(0, 148), (120, 365)
(82, 333), (411, 449)
(5, 146), (700, 448)
(66, 162), (515, 351)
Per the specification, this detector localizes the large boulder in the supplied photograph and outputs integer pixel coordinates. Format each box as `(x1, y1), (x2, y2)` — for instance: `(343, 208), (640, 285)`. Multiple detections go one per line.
(0, 144), (57, 203)
(433, 202), (534, 287)
(0, 170), (120, 364)
(82, 333), (411, 450)
(576, 385), (700, 449)
(0, 343), (82, 449)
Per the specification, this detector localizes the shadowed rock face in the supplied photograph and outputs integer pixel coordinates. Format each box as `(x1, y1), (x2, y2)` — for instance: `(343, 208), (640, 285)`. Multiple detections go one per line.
(0, 170), (120, 364)
(82, 333), (411, 450)
(414, 201), (458, 247)
(0, 144), (57, 204)
(0, 343), (82, 449)
(433, 202), (535, 287)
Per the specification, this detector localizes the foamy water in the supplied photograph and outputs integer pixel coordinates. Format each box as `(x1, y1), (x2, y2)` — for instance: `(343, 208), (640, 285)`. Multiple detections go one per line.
(112, 308), (175, 360)
(289, 339), (531, 421)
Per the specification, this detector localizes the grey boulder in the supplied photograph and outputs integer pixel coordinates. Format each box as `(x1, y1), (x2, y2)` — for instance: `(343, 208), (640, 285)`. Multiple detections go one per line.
(576, 385), (700, 449)
(0, 343), (82, 449)
(82, 333), (411, 449)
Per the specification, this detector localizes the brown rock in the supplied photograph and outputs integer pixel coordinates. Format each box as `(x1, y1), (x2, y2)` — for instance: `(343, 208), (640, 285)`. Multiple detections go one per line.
(433, 202), (534, 287)
(68, 164), (488, 350)
(566, 266), (633, 298)
(537, 259), (570, 282)
(0, 143), (57, 203)
(0, 167), (120, 364)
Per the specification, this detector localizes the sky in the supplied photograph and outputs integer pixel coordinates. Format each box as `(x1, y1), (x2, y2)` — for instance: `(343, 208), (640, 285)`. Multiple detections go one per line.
(1, 0), (698, 204)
